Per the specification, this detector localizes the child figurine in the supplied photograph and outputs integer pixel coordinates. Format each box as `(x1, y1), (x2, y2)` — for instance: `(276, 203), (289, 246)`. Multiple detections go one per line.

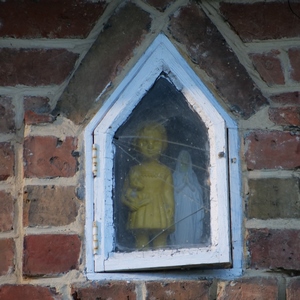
(122, 122), (174, 249)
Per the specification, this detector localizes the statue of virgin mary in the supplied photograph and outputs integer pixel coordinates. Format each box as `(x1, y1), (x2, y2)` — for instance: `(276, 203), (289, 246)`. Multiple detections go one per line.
(170, 150), (204, 246)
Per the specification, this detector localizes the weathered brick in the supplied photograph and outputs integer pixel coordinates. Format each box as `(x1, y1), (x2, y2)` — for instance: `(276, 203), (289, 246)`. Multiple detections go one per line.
(289, 48), (300, 82)
(55, 2), (151, 124)
(23, 185), (80, 227)
(24, 136), (78, 178)
(269, 107), (300, 126)
(247, 178), (300, 219)
(247, 229), (300, 270)
(287, 278), (300, 300)
(0, 285), (60, 300)
(220, 2), (300, 42)
(0, 0), (106, 39)
(245, 131), (300, 170)
(71, 281), (136, 300)
(24, 96), (51, 113)
(24, 96), (54, 125)
(250, 51), (285, 86)
(142, 0), (175, 12)
(146, 281), (211, 300)
(271, 92), (300, 105)
(0, 191), (14, 232)
(0, 96), (15, 134)
(23, 234), (81, 276)
(0, 142), (14, 181)
(217, 277), (278, 300)
(0, 239), (14, 275)
(0, 48), (78, 86)
(168, 4), (268, 119)
(24, 111), (55, 125)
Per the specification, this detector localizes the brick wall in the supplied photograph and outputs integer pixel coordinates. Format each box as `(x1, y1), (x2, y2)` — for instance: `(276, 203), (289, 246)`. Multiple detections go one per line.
(0, 0), (299, 299)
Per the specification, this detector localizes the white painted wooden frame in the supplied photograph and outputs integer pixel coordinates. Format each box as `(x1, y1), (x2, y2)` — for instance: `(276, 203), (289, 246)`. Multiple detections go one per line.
(85, 34), (243, 278)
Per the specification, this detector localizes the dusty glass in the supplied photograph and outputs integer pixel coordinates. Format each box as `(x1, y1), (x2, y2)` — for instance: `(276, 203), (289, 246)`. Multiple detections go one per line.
(113, 77), (210, 252)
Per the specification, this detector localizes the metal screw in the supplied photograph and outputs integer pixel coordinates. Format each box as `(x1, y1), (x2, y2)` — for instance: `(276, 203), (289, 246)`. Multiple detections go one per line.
(218, 151), (225, 158)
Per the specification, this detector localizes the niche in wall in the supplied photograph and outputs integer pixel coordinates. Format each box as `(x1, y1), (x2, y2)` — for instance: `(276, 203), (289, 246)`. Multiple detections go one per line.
(85, 34), (242, 276)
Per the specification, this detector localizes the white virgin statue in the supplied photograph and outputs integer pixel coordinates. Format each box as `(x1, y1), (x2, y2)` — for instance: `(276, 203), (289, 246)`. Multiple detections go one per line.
(170, 150), (204, 246)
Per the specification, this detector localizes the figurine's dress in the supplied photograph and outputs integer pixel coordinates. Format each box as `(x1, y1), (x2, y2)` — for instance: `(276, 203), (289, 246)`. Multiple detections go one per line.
(170, 150), (204, 245)
(124, 161), (174, 231)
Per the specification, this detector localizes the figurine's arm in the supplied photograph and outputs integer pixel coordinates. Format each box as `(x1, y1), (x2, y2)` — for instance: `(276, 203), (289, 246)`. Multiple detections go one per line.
(122, 177), (136, 210)
(124, 190), (150, 211)
(122, 173), (150, 211)
(174, 178), (186, 192)
(186, 176), (196, 192)
(123, 187), (139, 211)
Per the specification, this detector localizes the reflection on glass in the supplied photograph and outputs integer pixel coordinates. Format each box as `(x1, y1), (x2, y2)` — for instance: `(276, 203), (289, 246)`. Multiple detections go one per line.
(113, 76), (210, 252)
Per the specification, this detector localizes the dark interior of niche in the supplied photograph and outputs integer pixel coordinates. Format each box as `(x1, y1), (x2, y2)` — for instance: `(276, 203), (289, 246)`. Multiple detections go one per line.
(113, 75), (211, 251)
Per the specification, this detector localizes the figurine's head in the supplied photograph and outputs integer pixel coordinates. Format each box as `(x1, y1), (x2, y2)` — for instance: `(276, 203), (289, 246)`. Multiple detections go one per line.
(135, 123), (167, 160)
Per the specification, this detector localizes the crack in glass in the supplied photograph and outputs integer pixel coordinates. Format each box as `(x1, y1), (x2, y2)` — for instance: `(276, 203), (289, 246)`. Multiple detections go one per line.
(112, 76), (211, 252)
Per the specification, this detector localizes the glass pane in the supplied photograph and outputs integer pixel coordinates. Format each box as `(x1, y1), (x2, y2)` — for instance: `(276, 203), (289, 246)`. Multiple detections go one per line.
(113, 76), (210, 252)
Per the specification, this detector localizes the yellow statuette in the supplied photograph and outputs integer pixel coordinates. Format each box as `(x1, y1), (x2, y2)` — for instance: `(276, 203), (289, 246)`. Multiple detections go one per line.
(122, 123), (174, 249)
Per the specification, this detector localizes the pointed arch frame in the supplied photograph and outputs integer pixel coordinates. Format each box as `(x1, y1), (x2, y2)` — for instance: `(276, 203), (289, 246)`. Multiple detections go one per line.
(85, 34), (243, 279)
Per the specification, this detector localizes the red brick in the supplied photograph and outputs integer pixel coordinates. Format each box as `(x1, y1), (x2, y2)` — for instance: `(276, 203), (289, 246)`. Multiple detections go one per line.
(24, 111), (55, 125)
(24, 136), (78, 178)
(0, 0), (106, 39)
(0, 191), (14, 232)
(23, 185), (80, 227)
(220, 2), (300, 42)
(146, 281), (211, 300)
(247, 229), (300, 270)
(24, 96), (54, 125)
(247, 178), (300, 219)
(0, 142), (14, 181)
(250, 51), (285, 86)
(142, 0), (175, 12)
(271, 92), (300, 105)
(289, 48), (300, 82)
(24, 96), (51, 113)
(217, 277), (278, 300)
(71, 281), (136, 300)
(0, 285), (60, 300)
(56, 2), (151, 124)
(287, 278), (300, 300)
(0, 96), (15, 134)
(245, 131), (300, 170)
(23, 234), (81, 276)
(0, 239), (14, 275)
(269, 107), (300, 126)
(0, 48), (78, 87)
(168, 4), (267, 119)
